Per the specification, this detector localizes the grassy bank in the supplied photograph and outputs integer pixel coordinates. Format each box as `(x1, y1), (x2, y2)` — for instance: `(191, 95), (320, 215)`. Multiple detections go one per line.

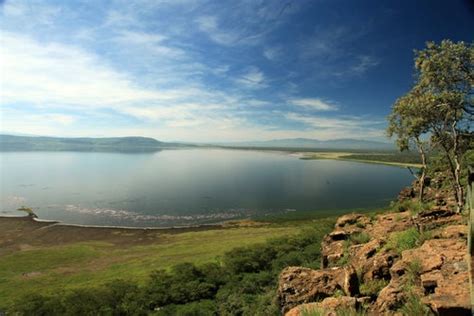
(301, 152), (423, 168)
(0, 216), (319, 309)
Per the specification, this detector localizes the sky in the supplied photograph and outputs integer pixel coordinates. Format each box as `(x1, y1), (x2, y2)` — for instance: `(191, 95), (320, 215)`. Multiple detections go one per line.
(0, 0), (473, 142)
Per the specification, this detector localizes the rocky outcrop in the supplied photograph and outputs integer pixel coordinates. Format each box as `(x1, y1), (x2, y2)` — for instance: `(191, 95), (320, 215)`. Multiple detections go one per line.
(277, 174), (471, 315)
(285, 296), (359, 316)
(277, 265), (359, 313)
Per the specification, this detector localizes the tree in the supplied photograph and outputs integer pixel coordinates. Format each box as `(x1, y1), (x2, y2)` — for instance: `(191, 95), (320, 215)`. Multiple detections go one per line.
(387, 90), (430, 201)
(389, 40), (473, 211)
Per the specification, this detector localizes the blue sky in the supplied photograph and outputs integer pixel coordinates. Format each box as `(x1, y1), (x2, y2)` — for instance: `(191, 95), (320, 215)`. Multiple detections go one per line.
(0, 0), (473, 142)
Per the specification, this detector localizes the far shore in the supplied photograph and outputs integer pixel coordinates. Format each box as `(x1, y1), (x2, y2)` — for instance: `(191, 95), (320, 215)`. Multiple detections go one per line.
(299, 152), (423, 168)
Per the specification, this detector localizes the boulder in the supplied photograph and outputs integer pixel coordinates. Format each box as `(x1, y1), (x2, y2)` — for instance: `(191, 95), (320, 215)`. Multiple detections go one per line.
(277, 266), (359, 313)
(397, 186), (415, 201)
(438, 224), (468, 239)
(366, 211), (413, 238)
(377, 237), (470, 315)
(284, 296), (357, 316)
(335, 213), (369, 228)
(373, 282), (405, 313)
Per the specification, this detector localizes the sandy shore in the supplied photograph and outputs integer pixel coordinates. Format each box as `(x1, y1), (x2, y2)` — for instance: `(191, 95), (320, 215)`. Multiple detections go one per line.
(0, 215), (267, 256)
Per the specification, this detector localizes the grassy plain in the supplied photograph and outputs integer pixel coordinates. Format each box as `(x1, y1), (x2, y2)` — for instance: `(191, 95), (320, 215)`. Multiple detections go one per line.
(0, 216), (315, 308)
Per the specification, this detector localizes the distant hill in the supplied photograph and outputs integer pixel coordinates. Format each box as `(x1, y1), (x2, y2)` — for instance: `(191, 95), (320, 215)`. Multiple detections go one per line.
(0, 135), (188, 152)
(213, 138), (395, 151)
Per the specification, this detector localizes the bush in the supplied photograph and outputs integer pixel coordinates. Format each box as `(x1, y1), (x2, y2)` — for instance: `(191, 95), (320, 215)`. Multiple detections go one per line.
(359, 279), (389, 296)
(399, 292), (432, 315)
(350, 232), (371, 244)
(385, 228), (431, 254)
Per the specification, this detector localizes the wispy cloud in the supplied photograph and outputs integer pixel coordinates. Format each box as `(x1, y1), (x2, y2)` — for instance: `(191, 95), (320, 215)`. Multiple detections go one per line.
(235, 66), (267, 89)
(285, 112), (385, 139)
(289, 98), (338, 111)
(350, 55), (380, 74)
(195, 15), (240, 46)
(263, 46), (282, 61)
(0, 0), (393, 142)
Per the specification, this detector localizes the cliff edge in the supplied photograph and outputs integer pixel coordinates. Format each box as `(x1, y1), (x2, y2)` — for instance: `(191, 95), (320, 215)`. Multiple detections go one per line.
(277, 174), (471, 315)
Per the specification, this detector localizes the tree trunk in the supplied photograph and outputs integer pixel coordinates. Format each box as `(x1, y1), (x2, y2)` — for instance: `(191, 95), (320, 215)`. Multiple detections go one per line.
(451, 122), (464, 212)
(416, 139), (427, 202)
(433, 125), (462, 212)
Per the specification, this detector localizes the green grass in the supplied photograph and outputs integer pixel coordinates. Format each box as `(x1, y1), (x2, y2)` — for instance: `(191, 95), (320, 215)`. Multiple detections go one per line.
(384, 228), (432, 254)
(390, 199), (435, 216)
(0, 223), (308, 309)
(350, 232), (371, 244)
(359, 279), (389, 296)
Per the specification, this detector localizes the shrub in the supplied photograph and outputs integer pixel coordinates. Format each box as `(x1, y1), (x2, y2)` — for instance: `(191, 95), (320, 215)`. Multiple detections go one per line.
(385, 228), (424, 254)
(399, 291), (432, 315)
(350, 232), (371, 244)
(359, 279), (389, 296)
(405, 258), (422, 286)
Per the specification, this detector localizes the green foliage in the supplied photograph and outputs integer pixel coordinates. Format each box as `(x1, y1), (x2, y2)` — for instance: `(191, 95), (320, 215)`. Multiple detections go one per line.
(385, 228), (422, 254)
(10, 281), (147, 316)
(405, 259), (422, 286)
(359, 279), (389, 296)
(9, 220), (336, 315)
(399, 291), (433, 316)
(390, 199), (433, 216)
(350, 232), (371, 244)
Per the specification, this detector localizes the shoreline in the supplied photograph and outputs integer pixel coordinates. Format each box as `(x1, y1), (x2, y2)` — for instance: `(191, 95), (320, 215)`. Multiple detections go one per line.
(0, 214), (244, 235)
(299, 152), (423, 168)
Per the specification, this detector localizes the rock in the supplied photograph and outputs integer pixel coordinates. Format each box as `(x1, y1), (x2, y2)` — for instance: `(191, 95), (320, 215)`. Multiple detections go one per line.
(284, 296), (357, 316)
(377, 237), (471, 314)
(321, 229), (359, 268)
(366, 211), (413, 238)
(421, 268), (471, 315)
(335, 213), (368, 228)
(321, 240), (345, 268)
(438, 224), (468, 239)
(348, 238), (398, 283)
(398, 187), (415, 202)
(414, 208), (462, 231)
(373, 282), (405, 312)
(277, 266), (359, 313)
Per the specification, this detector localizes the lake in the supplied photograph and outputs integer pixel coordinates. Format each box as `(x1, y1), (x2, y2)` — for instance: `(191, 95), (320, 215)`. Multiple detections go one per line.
(0, 149), (413, 227)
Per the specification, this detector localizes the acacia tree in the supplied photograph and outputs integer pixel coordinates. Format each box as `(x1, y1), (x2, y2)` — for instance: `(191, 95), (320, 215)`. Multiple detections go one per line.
(389, 40), (473, 212)
(387, 91), (430, 201)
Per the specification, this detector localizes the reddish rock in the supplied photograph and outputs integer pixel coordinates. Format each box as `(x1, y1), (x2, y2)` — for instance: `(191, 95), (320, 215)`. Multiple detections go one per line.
(284, 296), (357, 316)
(438, 224), (468, 239)
(373, 282), (406, 313)
(398, 186), (415, 201)
(335, 213), (369, 228)
(277, 266), (359, 313)
(366, 211), (413, 238)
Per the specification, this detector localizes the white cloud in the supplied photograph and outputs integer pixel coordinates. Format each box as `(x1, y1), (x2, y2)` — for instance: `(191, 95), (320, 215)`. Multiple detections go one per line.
(285, 112), (385, 139)
(235, 66), (267, 89)
(263, 46), (282, 61)
(195, 15), (240, 46)
(113, 31), (186, 59)
(0, 31), (211, 110)
(289, 98), (338, 111)
(350, 55), (379, 74)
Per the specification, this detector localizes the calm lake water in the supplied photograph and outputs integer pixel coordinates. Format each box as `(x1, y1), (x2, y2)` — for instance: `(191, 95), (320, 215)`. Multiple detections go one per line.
(0, 149), (413, 227)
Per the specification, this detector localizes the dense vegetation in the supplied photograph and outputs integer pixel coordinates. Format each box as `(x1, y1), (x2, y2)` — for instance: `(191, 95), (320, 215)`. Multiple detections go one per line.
(8, 218), (336, 315)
